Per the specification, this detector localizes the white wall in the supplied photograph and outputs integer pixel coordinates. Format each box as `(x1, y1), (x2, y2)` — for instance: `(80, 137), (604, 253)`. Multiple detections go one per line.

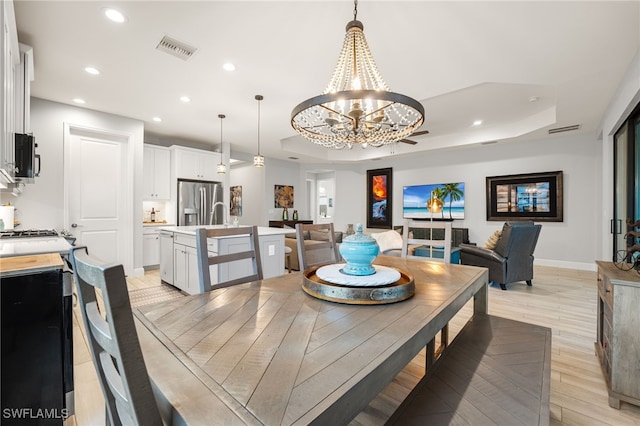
(297, 132), (601, 270)
(0, 98), (145, 274)
(229, 161), (267, 226)
(264, 158), (304, 224)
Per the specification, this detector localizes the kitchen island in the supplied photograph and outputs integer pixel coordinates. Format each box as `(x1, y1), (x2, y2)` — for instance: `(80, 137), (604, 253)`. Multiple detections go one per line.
(158, 225), (294, 295)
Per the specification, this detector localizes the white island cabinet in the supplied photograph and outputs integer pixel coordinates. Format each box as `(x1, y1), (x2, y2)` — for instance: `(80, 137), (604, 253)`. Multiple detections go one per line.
(159, 226), (293, 295)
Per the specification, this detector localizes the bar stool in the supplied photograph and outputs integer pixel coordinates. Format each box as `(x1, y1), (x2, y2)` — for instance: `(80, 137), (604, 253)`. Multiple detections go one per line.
(284, 246), (292, 273)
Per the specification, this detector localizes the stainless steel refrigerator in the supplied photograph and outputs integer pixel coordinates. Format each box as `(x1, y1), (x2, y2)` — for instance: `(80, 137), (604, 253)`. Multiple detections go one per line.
(177, 179), (224, 226)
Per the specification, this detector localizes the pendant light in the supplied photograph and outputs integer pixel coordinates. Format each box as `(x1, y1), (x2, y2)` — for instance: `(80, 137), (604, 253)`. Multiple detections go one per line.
(216, 114), (227, 174)
(291, 0), (425, 149)
(253, 95), (265, 168)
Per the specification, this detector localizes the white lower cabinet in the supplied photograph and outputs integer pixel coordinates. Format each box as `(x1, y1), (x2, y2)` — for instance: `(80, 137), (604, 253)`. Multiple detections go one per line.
(143, 227), (160, 267)
(173, 243), (200, 295)
(159, 231), (174, 284)
(172, 233), (220, 295)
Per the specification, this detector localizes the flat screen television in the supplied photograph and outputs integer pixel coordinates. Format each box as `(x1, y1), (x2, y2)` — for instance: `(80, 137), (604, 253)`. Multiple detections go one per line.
(402, 182), (465, 220)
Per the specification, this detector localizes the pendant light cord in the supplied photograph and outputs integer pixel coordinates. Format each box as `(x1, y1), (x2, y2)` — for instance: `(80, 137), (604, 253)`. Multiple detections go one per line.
(218, 114), (225, 155)
(255, 95), (263, 155)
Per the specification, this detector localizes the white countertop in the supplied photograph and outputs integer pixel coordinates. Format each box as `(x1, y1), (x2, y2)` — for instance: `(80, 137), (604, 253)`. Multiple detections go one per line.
(158, 225), (294, 236)
(0, 237), (73, 258)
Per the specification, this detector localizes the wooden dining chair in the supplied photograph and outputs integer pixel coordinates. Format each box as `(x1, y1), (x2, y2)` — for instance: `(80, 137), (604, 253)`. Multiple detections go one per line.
(195, 226), (263, 292)
(295, 223), (341, 270)
(69, 246), (162, 426)
(401, 219), (453, 263)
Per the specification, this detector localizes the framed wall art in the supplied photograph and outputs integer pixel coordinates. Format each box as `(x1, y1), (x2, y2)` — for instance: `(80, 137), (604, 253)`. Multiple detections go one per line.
(230, 185), (242, 216)
(366, 168), (393, 229)
(486, 171), (563, 222)
(274, 185), (294, 208)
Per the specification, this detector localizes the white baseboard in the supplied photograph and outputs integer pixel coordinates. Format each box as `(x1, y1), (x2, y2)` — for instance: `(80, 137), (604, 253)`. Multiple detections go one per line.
(535, 258), (596, 271)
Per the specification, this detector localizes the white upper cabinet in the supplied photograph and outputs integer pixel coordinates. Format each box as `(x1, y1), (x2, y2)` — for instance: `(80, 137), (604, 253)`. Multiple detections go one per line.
(172, 146), (220, 181)
(143, 145), (171, 199)
(1, 1), (19, 185)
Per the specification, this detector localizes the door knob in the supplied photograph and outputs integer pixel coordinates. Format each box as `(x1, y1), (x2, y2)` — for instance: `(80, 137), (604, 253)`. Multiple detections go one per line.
(71, 223), (78, 228)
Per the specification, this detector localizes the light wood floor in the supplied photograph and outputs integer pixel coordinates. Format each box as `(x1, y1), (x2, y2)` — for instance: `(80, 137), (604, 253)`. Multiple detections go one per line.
(67, 265), (640, 425)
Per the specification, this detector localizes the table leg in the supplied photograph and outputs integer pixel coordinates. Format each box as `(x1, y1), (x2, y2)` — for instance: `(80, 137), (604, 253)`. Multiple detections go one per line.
(426, 339), (435, 373)
(474, 277), (488, 315)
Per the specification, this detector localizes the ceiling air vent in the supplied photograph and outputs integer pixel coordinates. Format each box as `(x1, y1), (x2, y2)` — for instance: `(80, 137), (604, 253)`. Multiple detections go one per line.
(548, 124), (581, 134)
(156, 35), (197, 61)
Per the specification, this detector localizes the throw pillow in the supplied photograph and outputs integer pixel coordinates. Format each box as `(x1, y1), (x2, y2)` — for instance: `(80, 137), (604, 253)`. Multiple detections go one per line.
(309, 230), (330, 241)
(484, 230), (502, 250)
(371, 230), (403, 253)
(307, 230), (342, 243)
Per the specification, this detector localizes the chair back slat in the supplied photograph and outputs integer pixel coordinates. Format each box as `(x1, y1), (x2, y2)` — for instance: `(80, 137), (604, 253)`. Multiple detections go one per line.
(69, 246), (162, 426)
(196, 226), (263, 292)
(295, 223), (340, 270)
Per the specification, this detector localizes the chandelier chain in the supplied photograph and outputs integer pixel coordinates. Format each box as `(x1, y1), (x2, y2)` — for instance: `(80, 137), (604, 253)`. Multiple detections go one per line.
(353, 0), (358, 21)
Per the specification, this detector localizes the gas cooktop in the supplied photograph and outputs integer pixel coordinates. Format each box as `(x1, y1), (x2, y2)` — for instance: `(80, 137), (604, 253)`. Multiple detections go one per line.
(0, 229), (59, 239)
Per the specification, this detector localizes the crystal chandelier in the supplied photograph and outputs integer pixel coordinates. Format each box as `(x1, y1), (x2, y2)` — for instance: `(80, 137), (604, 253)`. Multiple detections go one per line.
(216, 114), (226, 174)
(291, 0), (425, 149)
(253, 95), (265, 167)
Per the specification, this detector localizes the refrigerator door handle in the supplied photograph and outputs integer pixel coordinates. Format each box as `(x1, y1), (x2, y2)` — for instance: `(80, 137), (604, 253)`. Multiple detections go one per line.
(199, 187), (205, 226)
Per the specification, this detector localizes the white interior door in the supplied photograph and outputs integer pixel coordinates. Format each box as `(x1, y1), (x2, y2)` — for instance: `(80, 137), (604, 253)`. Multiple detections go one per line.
(65, 125), (132, 273)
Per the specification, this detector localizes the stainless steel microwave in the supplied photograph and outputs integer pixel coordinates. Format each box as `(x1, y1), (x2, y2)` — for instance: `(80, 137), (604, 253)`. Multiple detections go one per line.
(14, 133), (39, 179)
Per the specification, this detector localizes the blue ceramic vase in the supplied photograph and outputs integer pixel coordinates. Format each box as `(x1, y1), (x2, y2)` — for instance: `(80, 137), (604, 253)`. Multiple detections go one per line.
(339, 224), (379, 276)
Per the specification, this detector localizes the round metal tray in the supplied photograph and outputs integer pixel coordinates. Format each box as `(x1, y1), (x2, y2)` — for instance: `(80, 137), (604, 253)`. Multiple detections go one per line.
(302, 265), (415, 305)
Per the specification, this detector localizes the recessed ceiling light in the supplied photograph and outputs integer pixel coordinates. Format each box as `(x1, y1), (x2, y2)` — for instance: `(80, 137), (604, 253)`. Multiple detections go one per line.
(528, 96), (539, 103)
(73, 98), (86, 104)
(103, 8), (127, 23)
(84, 66), (100, 75)
(473, 120), (483, 126)
(223, 63), (236, 71)
(152, 117), (162, 123)
(180, 96), (191, 103)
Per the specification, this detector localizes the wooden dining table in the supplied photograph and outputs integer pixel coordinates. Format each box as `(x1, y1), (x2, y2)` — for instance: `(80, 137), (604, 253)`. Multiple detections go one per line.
(134, 255), (488, 425)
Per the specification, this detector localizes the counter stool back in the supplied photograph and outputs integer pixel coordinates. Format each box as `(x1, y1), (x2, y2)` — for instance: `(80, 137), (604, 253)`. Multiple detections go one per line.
(69, 246), (162, 426)
(295, 223), (340, 271)
(401, 219), (452, 263)
(195, 226), (263, 292)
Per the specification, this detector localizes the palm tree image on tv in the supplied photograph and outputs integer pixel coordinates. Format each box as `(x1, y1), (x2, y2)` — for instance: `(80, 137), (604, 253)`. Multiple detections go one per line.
(442, 183), (464, 219)
(402, 182), (465, 220)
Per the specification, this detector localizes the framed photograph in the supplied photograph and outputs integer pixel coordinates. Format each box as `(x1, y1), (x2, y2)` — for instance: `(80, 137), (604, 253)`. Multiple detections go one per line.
(274, 185), (294, 208)
(366, 168), (393, 229)
(230, 185), (242, 216)
(486, 171), (563, 222)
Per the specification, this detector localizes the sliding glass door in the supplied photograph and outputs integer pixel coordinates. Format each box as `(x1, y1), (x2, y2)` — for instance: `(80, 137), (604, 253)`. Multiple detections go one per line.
(613, 105), (640, 261)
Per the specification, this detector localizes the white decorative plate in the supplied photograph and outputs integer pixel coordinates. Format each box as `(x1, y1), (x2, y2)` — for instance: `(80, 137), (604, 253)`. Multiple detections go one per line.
(315, 263), (401, 287)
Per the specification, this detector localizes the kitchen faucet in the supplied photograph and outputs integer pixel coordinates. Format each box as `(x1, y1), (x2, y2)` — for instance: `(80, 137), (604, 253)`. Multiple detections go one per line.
(211, 201), (228, 227)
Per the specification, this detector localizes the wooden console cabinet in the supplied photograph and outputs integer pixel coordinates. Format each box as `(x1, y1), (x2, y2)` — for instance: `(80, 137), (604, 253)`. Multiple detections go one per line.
(268, 220), (313, 228)
(595, 261), (640, 409)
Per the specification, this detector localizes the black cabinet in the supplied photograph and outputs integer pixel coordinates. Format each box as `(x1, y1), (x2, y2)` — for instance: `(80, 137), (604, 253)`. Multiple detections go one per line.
(1, 258), (73, 424)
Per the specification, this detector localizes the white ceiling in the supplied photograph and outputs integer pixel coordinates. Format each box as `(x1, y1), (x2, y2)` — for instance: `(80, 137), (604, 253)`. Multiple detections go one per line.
(13, 1), (640, 163)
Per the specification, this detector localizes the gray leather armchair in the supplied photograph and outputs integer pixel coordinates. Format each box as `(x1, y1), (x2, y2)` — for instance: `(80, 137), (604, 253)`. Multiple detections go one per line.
(459, 222), (542, 290)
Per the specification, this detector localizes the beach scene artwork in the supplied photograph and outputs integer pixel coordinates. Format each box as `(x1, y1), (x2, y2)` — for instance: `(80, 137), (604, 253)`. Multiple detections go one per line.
(403, 182), (465, 220)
